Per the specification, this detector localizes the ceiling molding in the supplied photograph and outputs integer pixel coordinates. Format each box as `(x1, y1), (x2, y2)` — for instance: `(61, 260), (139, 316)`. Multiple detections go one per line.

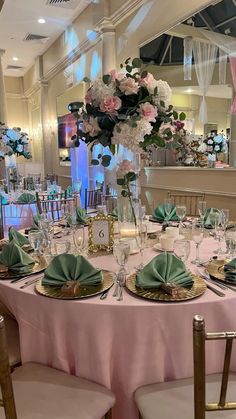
(24, 81), (41, 98)
(110, 0), (146, 27)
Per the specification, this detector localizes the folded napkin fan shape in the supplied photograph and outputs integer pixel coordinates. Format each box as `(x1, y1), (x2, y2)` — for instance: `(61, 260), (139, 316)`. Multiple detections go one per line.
(42, 254), (102, 287)
(9, 226), (29, 246)
(0, 240), (35, 273)
(17, 192), (36, 204)
(152, 204), (179, 222)
(136, 253), (193, 290)
(224, 258), (236, 282)
(203, 208), (220, 228)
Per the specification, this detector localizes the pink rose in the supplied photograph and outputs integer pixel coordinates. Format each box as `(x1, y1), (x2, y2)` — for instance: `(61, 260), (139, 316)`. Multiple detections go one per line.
(110, 69), (124, 81)
(138, 102), (157, 122)
(139, 72), (155, 88)
(119, 78), (139, 95)
(100, 96), (122, 114)
(85, 91), (92, 104)
(117, 159), (134, 178)
(83, 117), (100, 137)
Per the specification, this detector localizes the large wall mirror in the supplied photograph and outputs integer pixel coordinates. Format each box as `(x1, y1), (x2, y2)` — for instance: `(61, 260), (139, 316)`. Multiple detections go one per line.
(140, 0), (234, 166)
(56, 84), (85, 166)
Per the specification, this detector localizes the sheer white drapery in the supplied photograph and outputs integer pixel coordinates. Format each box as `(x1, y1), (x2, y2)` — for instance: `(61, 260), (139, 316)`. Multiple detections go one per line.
(199, 29), (236, 57)
(183, 36), (193, 80)
(193, 41), (218, 125)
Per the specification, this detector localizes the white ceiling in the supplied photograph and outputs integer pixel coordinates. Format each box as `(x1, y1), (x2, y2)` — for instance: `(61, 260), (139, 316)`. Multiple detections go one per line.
(173, 85), (232, 99)
(0, 0), (91, 77)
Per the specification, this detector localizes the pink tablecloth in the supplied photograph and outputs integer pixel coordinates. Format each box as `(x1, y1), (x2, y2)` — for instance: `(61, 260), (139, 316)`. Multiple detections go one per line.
(0, 237), (236, 419)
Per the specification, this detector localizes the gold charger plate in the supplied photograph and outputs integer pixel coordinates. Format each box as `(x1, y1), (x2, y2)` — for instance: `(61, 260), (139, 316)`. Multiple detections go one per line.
(126, 274), (206, 302)
(35, 270), (114, 300)
(206, 259), (236, 285)
(0, 255), (47, 279)
(0, 239), (33, 253)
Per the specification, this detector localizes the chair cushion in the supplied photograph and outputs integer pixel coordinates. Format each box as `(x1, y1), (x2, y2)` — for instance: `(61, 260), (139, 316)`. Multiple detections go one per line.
(4, 315), (21, 367)
(1, 362), (115, 419)
(135, 374), (236, 419)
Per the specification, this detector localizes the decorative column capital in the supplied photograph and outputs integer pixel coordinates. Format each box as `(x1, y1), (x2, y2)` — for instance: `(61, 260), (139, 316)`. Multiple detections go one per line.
(97, 17), (115, 33)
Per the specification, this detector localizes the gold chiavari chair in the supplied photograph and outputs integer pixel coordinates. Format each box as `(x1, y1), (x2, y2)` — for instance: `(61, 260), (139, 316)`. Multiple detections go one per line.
(45, 173), (59, 184)
(36, 192), (75, 222)
(0, 315), (115, 419)
(168, 191), (205, 216)
(135, 315), (236, 419)
(84, 188), (102, 214)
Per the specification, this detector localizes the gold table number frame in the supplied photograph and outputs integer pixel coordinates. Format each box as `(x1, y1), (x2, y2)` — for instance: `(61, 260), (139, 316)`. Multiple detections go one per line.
(88, 214), (114, 253)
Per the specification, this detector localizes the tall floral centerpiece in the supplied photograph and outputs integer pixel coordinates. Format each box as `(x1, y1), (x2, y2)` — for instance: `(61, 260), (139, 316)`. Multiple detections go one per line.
(0, 124), (31, 191)
(69, 58), (186, 230)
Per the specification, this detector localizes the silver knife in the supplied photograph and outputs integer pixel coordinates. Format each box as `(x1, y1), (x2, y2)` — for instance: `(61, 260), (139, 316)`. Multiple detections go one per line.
(206, 283), (225, 297)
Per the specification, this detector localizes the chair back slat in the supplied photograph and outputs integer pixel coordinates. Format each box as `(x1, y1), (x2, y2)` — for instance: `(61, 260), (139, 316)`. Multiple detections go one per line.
(85, 189), (102, 212)
(36, 192), (75, 222)
(168, 192), (205, 216)
(193, 315), (236, 418)
(219, 338), (233, 407)
(0, 316), (17, 418)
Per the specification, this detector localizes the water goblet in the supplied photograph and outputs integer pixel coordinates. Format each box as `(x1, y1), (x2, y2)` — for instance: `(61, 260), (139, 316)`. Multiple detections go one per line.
(214, 223), (226, 255)
(176, 205), (187, 228)
(225, 231), (236, 259)
(191, 221), (204, 265)
(198, 201), (207, 225)
(173, 239), (191, 262)
(73, 226), (85, 254)
(28, 231), (44, 256)
(164, 198), (172, 222)
(113, 241), (130, 298)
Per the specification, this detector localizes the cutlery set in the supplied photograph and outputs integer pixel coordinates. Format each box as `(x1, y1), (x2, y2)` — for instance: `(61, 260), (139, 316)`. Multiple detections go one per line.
(196, 268), (236, 297)
(100, 271), (125, 301)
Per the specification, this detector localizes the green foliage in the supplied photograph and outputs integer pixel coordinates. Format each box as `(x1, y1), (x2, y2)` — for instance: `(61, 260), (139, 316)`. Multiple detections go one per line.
(83, 77), (91, 83)
(179, 112), (186, 121)
(91, 159), (99, 165)
(132, 58), (143, 68)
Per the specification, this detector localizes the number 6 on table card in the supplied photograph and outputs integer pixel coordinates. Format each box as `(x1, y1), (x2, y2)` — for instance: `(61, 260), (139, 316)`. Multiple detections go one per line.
(87, 214), (114, 252)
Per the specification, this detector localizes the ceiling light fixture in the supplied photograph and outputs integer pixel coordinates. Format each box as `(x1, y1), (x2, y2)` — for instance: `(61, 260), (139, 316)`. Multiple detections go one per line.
(38, 18), (46, 24)
(12, 57), (19, 61)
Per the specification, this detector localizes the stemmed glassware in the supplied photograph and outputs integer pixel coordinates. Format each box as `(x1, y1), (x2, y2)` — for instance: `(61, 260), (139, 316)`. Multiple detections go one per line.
(221, 209), (229, 231)
(73, 226), (85, 254)
(173, 239), (191, 262)
(209, 211), (221, 238)
(176, 205), (186, 229)
(225, 230), (236, 259)
(113, 241), (130, 300)
(198, 201), (207, 226)
(214, 223), (226, 255)
(191, 220), (204, 265)
(28, 231), (44, 256)
(164, 198), (172, 222)
(135, 223), (147, 271)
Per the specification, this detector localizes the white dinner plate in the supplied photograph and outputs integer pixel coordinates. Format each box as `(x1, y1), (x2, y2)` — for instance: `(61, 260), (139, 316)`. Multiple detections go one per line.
(153, 243), (173, 253)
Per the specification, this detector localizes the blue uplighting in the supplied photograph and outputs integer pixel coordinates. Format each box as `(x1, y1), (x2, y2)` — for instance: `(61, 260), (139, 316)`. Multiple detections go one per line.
(90, 51), (102, 80)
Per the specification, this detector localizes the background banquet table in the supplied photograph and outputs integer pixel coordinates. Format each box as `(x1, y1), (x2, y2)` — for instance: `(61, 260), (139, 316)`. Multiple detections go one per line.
(0, 236), (236, 419)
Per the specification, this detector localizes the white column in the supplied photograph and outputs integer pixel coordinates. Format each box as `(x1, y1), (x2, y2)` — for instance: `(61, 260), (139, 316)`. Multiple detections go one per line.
(0, 49), (7, 124)
(39, 81), (52, 177)
(101, 27), (116, 73)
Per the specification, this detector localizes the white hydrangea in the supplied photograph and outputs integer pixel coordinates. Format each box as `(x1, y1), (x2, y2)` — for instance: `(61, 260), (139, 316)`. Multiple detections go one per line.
(153, 80), (172, 109)
(197, 142), (207, 153)
(112, 119), (153, 153)
(89, 79), (115, 106)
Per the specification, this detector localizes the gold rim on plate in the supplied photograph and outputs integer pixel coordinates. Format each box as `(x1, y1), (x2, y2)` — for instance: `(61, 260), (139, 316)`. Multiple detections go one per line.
(126, 274), (206, 302)
(206, 259), (236, 284)
(0, 255), (47, 279)
(35, 270), (114, 300)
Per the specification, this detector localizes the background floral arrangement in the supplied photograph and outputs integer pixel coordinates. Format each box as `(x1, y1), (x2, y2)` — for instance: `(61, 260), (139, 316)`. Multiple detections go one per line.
(203, 132), (224, 156)
(71, 57), (186, 166)
(0, 124), (31, 159)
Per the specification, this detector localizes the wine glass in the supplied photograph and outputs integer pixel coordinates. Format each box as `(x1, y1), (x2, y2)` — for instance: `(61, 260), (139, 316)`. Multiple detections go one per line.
(225, 231), (236, 259)
(164, 198), (172, 221)
(113, 241), (130, 298)
(73, 226), (85, 254)
(221, 209), (229, 231)
(135, 224), (147, 271)
(198, 201), (207, 225)
(28, 231), (44, 256)
(191, 220), (204, 265)
(173, 239), (191, 262)
(176, 205), (186, 228)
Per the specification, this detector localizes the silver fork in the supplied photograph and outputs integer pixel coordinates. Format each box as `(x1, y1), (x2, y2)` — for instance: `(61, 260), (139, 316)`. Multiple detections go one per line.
(20, 277), (42, 289)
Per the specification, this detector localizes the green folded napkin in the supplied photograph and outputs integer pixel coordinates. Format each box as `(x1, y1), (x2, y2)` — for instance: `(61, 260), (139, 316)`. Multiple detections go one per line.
(224, 258), (236, 282)
(136, 253), (193, 289)
(0, 241), (35, 273)
(204, 208), (221, 228)
(111, 207), (118, 219)
(152, 204), (179, 222)
(17, 192), (36, 204)
(76, 208), (87, 225)
(9, 227), (29, 246)
(42, 254), (102, 286)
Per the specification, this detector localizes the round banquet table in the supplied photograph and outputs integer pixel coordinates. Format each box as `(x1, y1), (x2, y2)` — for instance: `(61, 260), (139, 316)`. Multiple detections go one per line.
(1, 236), (236, 419)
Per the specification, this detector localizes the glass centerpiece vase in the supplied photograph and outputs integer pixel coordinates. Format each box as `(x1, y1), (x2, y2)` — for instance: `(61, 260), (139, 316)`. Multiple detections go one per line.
(116, 148), (141, 239)
(5, 154), (17, 192)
